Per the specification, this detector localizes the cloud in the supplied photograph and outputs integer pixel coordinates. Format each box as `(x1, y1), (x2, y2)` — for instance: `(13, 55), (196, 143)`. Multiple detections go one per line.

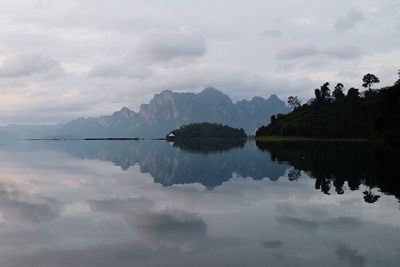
(89, 62), (153, 79)
(323, 216), (363, 231)
(89, 26), (206, 79)
(276, 44), (319, 60)
(0, 201), (62, 226)
(276, 215), (363, 234)
(277, 44), (362, 62)
(89, 198), (154, 213)
(261, 240), (284, 249)
(324, 45), (362, 59)
(276, 216), (319, 233)
(334, 9), (364, 32)
(261, 29), (283, 37)
(0, 182), (64, 226)
(0, 53), (65, 79)
(335, 243), (366, 267)
(127, 210), (207, 250)
(0, 0), (398, 125)
(88, 198), (207, 250)
(136, 26), (206, 63)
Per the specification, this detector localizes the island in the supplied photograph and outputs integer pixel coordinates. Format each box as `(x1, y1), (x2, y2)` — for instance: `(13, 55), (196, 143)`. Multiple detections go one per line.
(256, 72), (400, 141)
(166, 122), (247, 140)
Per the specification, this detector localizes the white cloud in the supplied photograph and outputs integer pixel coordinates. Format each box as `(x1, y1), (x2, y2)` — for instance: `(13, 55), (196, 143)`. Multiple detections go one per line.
(334, 9), (364, 32)
(261, 29), (283, 38)
(89, 26), (206, 79)
(0, 53), (65, 80)
(323, 45), (362, 60)
(135, 26), (206, 64)
(276, 44), (319, 60)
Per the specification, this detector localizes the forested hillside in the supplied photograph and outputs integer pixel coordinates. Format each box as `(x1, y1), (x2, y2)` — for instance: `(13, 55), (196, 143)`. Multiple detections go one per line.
(256, 73), (400, 140)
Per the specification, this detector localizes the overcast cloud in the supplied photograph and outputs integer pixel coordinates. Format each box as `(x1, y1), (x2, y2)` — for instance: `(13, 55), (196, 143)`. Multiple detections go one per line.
(0, 0), (399, 124)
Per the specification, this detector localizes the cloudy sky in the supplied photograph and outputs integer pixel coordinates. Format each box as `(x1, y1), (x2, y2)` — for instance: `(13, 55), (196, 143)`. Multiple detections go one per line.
(0, 0), (399, 125)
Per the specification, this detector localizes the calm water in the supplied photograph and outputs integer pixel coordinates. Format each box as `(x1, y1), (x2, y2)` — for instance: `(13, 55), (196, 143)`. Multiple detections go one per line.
(0, 140), (399, 267)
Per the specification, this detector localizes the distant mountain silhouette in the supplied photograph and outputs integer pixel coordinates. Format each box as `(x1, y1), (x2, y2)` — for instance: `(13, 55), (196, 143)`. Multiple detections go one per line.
(56, 87), (289, 138)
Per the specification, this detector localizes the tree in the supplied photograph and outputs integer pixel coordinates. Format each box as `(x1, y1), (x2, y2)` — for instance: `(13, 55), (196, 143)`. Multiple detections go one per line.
(362, 73), (380, 90)
(255, 70), (400, 140)
(346, 87), (360, 103)
(396, 69), (400, 85)
(332, 83), (345, 100)
(270, 115), (276, 124)
(287, 96), (301, 110)
(320, 82), (331, 100)
(315, 89), (322, 102)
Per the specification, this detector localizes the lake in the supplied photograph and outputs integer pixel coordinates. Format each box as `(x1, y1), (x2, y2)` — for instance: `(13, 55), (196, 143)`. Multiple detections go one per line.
(0, 140), (399, 267)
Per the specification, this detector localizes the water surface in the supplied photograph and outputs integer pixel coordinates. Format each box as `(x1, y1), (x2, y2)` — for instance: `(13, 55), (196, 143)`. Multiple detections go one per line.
(0, 140), (399, 267)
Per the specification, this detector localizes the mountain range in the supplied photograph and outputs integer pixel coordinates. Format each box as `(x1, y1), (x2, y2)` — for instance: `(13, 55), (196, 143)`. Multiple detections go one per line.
(1, 87), (289, 138)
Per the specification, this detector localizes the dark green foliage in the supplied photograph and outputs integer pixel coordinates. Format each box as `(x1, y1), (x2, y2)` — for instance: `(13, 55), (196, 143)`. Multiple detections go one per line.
(396, 69), (400, 85)
(332, 83), (345, 100)
(373, 83), (400, 139)
(169, 122), (247, 139)
(362, 73), (380, 90)
(287, 96), (301, 110)
(256, 76), (400, 140)
(320, 82), (331, 101)
(314, 89), (322, 102)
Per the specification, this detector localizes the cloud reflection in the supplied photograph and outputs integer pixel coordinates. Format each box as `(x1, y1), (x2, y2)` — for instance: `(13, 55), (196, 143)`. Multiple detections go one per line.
(0, 182), (63, 226)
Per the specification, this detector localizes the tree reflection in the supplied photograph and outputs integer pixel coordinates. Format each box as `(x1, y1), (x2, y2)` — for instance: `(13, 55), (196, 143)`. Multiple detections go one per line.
(363, 189), (381, 204)
(288, 168), (301, 181)
(256, 141), (400, 204)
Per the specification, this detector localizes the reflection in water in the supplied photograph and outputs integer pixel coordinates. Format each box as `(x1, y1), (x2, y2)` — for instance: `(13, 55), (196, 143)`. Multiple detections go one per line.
(256, 141), (400, 203)
(335, 243), (366, 267)
(172, 138), (246, 154)
(5, 140), (286, 187)
(88, 198), (207, 250)
(0, 182), (64, 226)
(0, 140), (399, 266)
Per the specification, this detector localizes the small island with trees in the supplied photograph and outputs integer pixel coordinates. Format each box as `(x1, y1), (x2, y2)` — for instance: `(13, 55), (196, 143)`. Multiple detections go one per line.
(167, 122), (247, 140)
(256, 71), (400, 141)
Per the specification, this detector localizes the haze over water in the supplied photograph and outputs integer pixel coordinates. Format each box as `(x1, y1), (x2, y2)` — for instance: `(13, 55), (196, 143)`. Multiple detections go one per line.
(0, 140), (398, 267)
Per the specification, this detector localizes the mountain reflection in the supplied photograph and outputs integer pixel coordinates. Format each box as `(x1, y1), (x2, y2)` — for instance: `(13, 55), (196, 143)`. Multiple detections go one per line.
(18, 140), (286, 188)
(256, 141), (400, 202)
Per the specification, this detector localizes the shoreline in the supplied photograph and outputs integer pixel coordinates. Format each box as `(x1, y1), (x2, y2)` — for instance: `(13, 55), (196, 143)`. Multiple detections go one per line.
(18, 138), (142, 141)
(255, 136), (369, 142)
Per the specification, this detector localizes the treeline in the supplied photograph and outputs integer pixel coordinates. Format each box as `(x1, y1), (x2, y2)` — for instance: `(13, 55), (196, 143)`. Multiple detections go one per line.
(169, 122), (247, 139)
(256, 72), (400, 140)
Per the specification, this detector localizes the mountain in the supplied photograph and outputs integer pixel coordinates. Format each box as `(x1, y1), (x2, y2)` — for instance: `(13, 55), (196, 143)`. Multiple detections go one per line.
(1, 87), (289, 139)
(58, 88), (288, 138)
(0, 124), (63, 139)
